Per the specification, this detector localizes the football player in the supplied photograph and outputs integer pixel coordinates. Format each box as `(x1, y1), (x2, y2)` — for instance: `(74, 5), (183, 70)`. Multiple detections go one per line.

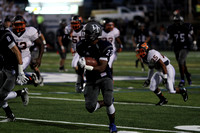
(69, 15), (85, 93)
(56, 19), (70, 72)
(0, 19), (29, 122)
(167, 15), (195, 87)
(77, 22), (117, 133)
(11, 15), (44, 87)
(100, 18), (123, 75)
(136, 42), (188, 105)
(132, 22), (151, 71)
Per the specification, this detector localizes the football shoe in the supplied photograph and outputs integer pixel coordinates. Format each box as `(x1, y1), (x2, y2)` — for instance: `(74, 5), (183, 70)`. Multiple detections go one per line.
(109, 123), (117, 133)
(75, 83), (84, 93)
(0, 114), (15, 122)
(32, 73), (39, 87)
(21, 88), (29, 106)
(155, 98), (168, 106)
(181, 87), (188, 102)
(178, 80), (185, 87)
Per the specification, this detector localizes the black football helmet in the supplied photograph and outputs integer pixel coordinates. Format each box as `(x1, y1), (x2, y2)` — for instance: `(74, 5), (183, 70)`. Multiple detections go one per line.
(12, 15), (26, 32)
(70, 15), (83, 30)
(84, 22), (102, 42)
(173, 15), (184, 25)
(59, 19), (67, 28)
(135, 42), (149, 58)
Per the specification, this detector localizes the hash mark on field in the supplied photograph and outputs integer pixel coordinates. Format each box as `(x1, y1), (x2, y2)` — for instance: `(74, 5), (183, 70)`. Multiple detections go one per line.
(30, 96), (200, 109)
(0, 116), (190, 133)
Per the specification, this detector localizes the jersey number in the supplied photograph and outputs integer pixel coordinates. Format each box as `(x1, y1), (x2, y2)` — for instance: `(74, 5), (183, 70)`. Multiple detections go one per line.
(174, 33), (185, 42)
(17, 42), (27, 50)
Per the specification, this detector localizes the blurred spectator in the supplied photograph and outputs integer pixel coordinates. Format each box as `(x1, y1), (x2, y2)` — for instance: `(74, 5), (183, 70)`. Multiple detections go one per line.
(157, 24), (169, 50)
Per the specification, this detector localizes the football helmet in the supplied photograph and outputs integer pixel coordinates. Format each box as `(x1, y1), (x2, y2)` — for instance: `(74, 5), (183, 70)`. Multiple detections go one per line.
(173, 15), (184, 25)
(100, 18), (114, 31)
(135, 42), (149, 58)
(84, 22), (102, 42)
(12, 15), (26, 32)
(70, 15), (83, 30)
(59, 19), (67, 28)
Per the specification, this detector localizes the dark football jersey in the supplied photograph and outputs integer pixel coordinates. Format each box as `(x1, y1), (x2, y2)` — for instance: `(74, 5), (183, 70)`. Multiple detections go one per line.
(76, 39), (113, 82)
(133, 28), (150, 43)
(0, 29), (18, 71)
(56, 28), (70, 46)
(167, 23), (193, 51)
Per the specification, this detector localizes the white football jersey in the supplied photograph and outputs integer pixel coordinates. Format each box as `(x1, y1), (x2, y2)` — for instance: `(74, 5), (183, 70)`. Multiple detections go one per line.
(11, 27), (39, 58)
(70, 26), (85, 51)
(64, 25), (72, 35)
(100, 27), (120, 51)
(147, 49), (170, 71)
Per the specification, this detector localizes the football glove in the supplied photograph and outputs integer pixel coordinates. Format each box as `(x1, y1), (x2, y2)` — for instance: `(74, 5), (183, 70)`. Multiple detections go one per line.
(17, 64), (29, 85)
(78, 57), (86, 68)
(143, 79), (150, 87)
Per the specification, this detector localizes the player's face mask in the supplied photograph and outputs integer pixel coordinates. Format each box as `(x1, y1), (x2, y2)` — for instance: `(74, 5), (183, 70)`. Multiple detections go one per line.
(71, 21), (81, 30)
(105, 22), (114, 31)
(13, 22), (25, 32)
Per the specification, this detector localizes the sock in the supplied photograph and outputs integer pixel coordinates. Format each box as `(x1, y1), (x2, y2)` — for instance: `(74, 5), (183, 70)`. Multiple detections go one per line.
(2, 105), (14, 118)
(94, 102), (100, 111)
(107, 112), (115, 124)
(154, 88), (165, 100)
(4, 91), (17, 101)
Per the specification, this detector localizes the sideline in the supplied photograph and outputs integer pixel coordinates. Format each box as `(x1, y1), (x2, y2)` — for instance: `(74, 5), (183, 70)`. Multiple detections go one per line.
(0, 116), (190, 133)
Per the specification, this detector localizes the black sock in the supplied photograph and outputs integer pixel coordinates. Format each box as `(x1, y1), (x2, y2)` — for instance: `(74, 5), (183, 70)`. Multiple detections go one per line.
(108, 113), (115, 124)
(15, 90), (22, 96)
(3, 105), (14, 118)
(154, 89), (165, 100)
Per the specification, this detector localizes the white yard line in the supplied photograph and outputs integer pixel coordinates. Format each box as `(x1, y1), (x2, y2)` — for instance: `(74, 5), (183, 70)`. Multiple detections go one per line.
(0, 116), (190, 133)
(30, 96), (200, 109)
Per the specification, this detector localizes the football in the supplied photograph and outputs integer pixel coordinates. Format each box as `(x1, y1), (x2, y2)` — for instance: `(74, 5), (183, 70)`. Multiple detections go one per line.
(85, 57), (98, 67)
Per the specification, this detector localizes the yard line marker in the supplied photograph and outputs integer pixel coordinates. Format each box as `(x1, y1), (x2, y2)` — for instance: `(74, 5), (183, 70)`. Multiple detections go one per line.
(30, 96), (200, 109)
(0, 116), (190, 133)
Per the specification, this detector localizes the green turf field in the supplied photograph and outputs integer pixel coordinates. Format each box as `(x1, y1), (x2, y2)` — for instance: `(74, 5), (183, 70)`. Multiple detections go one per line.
(0, 51), (199, 133)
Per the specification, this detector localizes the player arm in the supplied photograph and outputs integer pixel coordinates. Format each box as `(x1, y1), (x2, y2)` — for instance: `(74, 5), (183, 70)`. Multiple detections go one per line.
(93, 58), (108, 72)
(132, 35), (137, 48)
(115, 37), (123, 52)
(57, 36), (65, 52)
(34, 38), (44, 65)
(10, 44), (23, 65)
(144, 36), (151, 43)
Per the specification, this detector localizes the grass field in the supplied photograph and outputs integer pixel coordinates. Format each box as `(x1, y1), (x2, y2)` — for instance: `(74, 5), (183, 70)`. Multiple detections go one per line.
(0, 51), (200, 133)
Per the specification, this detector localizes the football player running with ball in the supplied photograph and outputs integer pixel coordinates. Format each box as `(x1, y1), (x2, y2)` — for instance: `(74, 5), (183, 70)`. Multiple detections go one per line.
(136, 42), (188, 106)
(77, 22), (117, 133)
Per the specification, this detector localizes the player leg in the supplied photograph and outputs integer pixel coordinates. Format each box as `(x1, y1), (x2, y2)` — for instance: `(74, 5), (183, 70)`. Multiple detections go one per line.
(101, 78), (117, 133)
(72, 53), (84, 93)
(84, 82), (99, 113)
(179, 49), (191, 85)
(150, 72), (168, 106)
(0, 70), (29, 122)
(58, 47), (68, 72)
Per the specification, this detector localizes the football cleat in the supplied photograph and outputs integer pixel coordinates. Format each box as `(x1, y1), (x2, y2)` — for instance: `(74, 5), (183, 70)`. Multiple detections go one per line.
(0, 114), (15, 122)
(109, 123), (117, 133)
(21, 88), (29, 106)
(75, 83), (84, 93)
(32, 73), (39, 87)
(178, 81), (185, 87)
(155, 98), (168, 106)
(181, 87), (188, 102)
(186, 73), (192, 85)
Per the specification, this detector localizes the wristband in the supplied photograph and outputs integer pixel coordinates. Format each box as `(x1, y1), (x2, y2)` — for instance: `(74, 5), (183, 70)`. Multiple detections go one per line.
(85, 65), (94, 71)
(61, 45), (65, 50)
(193, 40), (197, 45)
(43, 40), (46, 45)
(18, 64), (24, 74)
(120, 44), (123, 48)
(163, 74), (167, 79)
